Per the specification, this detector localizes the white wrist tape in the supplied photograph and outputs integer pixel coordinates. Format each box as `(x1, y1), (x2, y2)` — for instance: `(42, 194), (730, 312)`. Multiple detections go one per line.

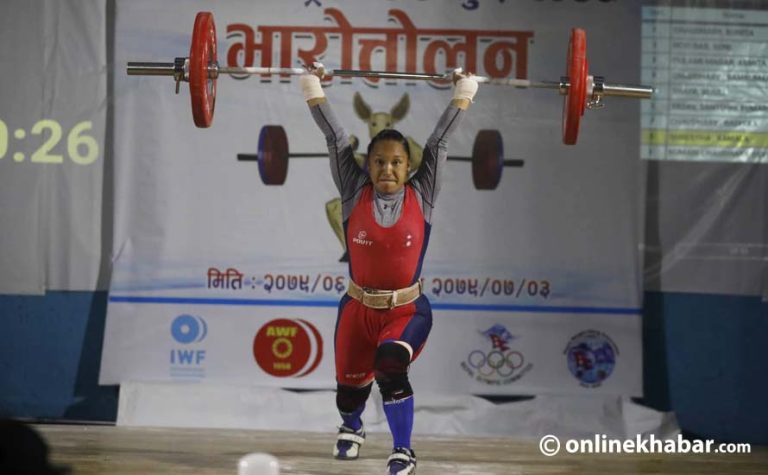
(453, 77), (478, 102)
(300, 74), (325, 101)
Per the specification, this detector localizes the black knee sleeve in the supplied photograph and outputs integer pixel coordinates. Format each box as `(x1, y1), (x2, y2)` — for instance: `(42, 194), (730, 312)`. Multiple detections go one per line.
(336, 383), (372, 413)
(374, 343), (413, 402)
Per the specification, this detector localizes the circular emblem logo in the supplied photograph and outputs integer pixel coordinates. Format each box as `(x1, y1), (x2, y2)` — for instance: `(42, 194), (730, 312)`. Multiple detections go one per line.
(171, 314), (207, 344)
(467, 349), (525, 377)
(564, 330), (618, 387)
(253, 318), (323, 377)
(459, 324), (533, 385)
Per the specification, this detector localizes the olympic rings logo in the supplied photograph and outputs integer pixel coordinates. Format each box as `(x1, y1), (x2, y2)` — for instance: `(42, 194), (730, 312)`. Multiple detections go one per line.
(466, 349), (525, 377)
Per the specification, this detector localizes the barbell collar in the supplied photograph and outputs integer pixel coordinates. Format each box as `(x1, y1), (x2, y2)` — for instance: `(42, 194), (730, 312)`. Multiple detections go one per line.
(173, 57), (188, 94)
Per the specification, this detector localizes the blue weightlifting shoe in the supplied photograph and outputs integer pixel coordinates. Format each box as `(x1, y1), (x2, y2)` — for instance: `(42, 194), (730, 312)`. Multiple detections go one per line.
(333, 423), (365, 460)
(386, 447), (416, 474)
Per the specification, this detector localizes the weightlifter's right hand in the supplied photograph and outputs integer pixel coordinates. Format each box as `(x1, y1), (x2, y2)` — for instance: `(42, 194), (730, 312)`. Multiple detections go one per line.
(300, 62), (326, 103)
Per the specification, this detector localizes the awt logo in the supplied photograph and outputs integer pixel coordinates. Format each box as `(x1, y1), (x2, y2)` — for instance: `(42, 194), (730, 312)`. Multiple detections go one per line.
(253, 319), (323, 378)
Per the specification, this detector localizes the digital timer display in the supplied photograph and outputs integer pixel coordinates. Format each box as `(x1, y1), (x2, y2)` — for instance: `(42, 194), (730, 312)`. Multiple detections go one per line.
(0, 119), (99, 165)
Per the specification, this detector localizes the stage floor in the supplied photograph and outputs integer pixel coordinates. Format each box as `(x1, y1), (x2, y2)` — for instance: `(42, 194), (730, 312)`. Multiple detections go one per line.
(37, 425), (766, 475)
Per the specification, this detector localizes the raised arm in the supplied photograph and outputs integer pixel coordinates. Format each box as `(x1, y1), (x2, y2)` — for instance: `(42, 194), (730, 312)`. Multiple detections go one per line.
(301, 68), (368, 200)
(410, 72), (478, 223)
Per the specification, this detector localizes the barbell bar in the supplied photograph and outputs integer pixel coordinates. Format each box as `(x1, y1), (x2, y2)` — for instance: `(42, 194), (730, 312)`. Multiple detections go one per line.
(127, 11), (654, 144)
(237, 126), (522, 190)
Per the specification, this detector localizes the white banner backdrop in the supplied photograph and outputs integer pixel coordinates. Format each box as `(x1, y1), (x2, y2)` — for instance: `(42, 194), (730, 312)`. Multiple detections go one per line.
(0, 0), (107, 293)
(101, 0), (643, 396)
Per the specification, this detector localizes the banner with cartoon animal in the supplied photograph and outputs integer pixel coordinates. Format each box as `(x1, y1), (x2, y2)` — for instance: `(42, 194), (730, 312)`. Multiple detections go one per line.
(101, 0), (643, 396)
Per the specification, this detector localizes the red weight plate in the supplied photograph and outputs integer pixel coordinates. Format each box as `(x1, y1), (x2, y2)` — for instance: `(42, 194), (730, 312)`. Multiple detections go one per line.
(471, 129), (504, 190)
(562, 28), (587, 145)
(258, 126), (289, 185)
(189, 12), (217, 128)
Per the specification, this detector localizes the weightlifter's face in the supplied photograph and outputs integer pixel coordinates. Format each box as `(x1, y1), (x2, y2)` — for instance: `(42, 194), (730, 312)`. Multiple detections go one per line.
(368, 140), (410, 194)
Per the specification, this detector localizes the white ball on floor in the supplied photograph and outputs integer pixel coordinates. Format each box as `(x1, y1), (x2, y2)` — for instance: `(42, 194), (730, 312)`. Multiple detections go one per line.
(238, 452), (280, 475)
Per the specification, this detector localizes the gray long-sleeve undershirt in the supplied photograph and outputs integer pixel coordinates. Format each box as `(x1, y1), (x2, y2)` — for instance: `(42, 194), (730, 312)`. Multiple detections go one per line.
(309, 101), (465, 226)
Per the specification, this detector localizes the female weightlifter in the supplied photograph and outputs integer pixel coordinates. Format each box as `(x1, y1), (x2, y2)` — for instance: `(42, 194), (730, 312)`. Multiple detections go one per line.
(300, 64), (478, 475)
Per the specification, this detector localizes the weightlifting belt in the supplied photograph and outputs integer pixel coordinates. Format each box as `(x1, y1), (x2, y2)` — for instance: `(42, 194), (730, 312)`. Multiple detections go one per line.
(347, 280), (422, 310)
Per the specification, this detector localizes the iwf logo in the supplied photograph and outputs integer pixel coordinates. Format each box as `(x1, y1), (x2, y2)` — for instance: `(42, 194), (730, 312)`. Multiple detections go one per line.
(253, 319), (323, 377)
(169, 315), (208, 377)
(460, 323), (533, 385)
(171, 314), (207, 344)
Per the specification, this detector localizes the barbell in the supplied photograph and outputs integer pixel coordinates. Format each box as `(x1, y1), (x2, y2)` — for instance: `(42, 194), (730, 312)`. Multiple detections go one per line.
(127, 11), (653, 144)
(237, 126), (522, 190)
